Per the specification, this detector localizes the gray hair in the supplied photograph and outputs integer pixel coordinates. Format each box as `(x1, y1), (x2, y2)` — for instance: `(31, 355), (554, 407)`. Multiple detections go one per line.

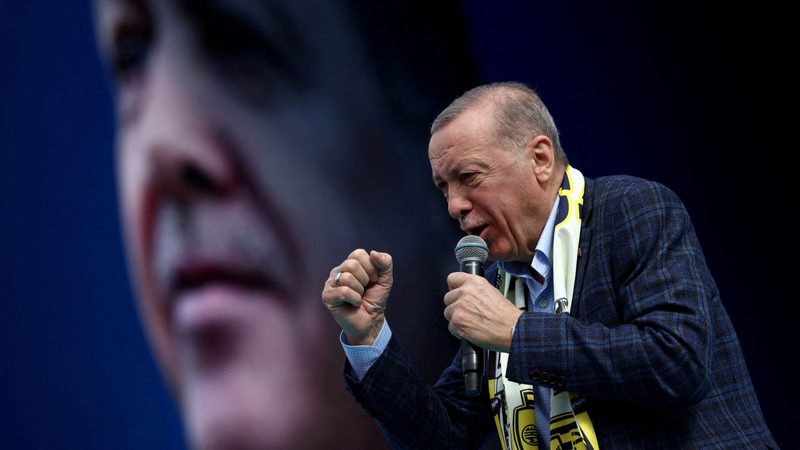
(430, 82), (568, 166)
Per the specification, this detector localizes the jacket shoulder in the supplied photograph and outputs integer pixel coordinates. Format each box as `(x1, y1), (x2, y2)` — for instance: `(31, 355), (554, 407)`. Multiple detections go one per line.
(590, 175), (677, 199)
(585, 175), (684, 218)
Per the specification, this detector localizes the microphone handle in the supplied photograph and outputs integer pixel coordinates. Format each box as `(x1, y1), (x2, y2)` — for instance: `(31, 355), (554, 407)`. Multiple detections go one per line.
(461, 341), (483, 397)
(460, 259), (484, 397)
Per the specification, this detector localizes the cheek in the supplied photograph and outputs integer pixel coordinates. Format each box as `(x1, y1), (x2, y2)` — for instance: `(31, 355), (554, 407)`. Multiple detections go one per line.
(117, 134), (153, 279)
(484, 199), (521, 251)
(480, 197), (511, 233)
(116, 136), (181, 380)
(228, 106), (365, 273)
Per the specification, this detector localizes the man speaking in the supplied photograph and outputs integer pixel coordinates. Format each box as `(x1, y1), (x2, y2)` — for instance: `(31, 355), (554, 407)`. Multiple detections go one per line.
(321, 82), (776, 449)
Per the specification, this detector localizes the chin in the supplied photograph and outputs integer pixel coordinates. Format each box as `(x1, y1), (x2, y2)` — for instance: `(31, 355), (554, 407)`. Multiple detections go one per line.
(185, 392), (306, 450)
(180, 352), (314, 450)
(487, 244), (510, 262)
(169, 298), (329, 450)
(487, 240), (526, 263)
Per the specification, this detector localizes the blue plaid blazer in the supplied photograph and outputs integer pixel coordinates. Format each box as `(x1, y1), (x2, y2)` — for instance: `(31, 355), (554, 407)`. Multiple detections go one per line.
(345, 176), (777, 449)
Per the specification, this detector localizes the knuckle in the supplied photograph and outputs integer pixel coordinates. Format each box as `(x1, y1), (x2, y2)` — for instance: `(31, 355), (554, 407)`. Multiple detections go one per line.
(348, 248), (366, 258)
(340, 291), (353, 303)
(333, 286), (347, 300)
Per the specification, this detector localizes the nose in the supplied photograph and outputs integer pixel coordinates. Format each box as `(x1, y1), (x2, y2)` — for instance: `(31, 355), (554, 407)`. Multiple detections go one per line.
(138, 53), (237, 201)
(446, 188), (472, 220)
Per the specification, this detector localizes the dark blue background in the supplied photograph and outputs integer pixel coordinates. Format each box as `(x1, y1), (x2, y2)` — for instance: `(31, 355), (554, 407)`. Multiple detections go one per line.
(1, 1), (794, 448)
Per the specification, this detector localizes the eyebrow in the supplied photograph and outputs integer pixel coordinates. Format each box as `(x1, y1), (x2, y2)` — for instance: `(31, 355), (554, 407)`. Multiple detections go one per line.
(180, 0), (303, 46)
(443, 158), (491, 178)
(177, 0), (311, 84)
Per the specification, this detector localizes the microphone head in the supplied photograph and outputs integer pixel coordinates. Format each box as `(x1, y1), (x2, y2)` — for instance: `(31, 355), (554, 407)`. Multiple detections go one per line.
(455, 235), (489, 265)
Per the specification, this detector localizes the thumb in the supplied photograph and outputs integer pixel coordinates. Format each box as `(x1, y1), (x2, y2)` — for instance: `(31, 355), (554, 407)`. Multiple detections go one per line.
(370, 251), (393, 278)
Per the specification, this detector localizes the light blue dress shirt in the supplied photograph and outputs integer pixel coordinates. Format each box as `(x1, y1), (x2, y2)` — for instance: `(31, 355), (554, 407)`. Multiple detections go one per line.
(340, 319), (393, 380)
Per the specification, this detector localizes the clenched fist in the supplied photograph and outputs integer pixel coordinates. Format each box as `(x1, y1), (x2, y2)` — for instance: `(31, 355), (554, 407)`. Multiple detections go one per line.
(322, 249), (393, 346)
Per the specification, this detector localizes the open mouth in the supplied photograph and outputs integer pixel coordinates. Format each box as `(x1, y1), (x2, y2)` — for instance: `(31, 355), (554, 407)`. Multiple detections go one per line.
(467, 224), (488, 237)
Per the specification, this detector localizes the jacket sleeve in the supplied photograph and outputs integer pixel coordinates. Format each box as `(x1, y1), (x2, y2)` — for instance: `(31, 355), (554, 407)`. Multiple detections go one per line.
(345, 336), (496, 449)
(505, 179), (715, 406)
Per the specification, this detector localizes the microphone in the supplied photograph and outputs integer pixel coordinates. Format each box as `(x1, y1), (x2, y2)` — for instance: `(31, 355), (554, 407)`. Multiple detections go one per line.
(454, 235), (489, 397)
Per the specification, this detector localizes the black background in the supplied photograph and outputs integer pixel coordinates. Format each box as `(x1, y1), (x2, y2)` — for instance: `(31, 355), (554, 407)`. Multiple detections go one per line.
(1, 1), (794, 448)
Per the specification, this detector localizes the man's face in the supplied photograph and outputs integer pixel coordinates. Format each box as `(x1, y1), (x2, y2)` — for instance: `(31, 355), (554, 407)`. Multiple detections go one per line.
(95, 0), (383, 448)
(429, 104), (555, 262)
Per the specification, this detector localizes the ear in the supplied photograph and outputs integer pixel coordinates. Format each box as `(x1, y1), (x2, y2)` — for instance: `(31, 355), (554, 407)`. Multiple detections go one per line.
(525, 135), (555, 183)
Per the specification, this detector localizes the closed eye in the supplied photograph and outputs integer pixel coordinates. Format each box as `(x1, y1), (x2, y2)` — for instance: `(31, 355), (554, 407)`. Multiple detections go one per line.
(106, 4), (153, 83)
(433, 180), (448, 199)
(113, 26), (151, 79)
(459, 172), (478, 184)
